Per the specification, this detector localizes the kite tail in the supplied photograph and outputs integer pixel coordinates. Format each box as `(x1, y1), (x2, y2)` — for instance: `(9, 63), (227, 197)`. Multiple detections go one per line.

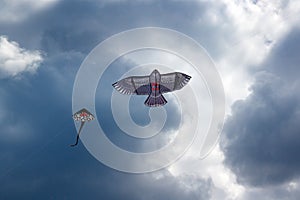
(70, 121), (85, 147)
(144, 93), (167, 107)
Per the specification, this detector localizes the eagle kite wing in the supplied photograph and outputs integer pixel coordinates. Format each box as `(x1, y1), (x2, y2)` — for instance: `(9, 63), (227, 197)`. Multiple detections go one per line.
(112, 76), (150, 95)
(160, 72), (191, 93)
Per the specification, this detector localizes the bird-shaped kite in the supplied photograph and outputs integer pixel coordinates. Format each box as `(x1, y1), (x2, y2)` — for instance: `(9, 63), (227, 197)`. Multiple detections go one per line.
(112, 69), (191, 107)
(70, 108), (94, 147)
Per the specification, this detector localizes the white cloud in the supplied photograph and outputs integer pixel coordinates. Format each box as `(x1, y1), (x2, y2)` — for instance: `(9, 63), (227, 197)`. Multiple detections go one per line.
(0, 36), (43, 78)
(109, 2), (300, 198)
(0, 0), (58, 23)
(169, 145), (245, 200)
(204, 0), (300, 113)
(122, 1), (300, 198)
(240, 179), (300, 200)
(166, 1), (300, 199)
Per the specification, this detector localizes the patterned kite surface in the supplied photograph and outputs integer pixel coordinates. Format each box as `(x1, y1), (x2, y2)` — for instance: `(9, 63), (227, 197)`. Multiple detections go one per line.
(112, 69), (191, 107)
(70, 108), (94, 147)
(72, 108), (95, 122)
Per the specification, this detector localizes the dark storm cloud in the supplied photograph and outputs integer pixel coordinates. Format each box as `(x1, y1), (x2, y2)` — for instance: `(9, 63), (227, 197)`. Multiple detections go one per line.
(0, 0), (231, 60)
(0, 0), (218, 199)
(0, 48), (185, 199)
(1, 159), (212, 200)
(221, 27), (300, 187)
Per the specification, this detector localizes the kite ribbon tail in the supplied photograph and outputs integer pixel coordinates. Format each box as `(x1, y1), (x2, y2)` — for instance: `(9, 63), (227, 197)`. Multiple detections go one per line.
(70, 121), (86, 147)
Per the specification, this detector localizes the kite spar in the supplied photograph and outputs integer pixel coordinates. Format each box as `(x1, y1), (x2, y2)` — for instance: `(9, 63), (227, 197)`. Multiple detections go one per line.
(70, 108), (95, 147)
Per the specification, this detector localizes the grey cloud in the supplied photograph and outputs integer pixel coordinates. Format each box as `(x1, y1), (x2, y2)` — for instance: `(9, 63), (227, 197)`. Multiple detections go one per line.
(1, 160), (213, 200)
(221, 27), (300, 187)
(0, 0), (231, 60)
(0, 0), (239, 199)
(242, 180), (300, 200)
(113, 171), (213, 200)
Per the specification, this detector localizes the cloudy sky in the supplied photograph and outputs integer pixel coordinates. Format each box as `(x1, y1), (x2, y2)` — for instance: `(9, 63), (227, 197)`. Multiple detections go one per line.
(1, 0), (300, 199)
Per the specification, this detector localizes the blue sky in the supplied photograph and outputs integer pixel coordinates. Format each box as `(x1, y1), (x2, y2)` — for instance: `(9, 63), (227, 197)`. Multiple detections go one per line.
(1, 0), (300, 199)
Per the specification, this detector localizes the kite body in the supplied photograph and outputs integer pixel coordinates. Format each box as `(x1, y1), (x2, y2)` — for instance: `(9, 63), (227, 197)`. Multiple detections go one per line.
(70, 108), (94, 147)
(112, 69), (191, 107)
